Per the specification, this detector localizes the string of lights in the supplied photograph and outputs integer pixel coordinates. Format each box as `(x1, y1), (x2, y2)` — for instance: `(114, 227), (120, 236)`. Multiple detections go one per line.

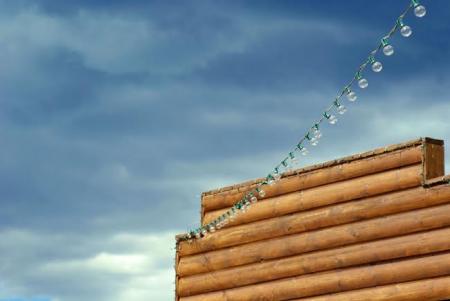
(179, 0), (428, 242)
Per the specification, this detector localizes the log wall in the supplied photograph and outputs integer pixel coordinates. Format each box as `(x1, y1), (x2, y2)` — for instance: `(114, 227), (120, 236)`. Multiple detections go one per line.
(175, 137), (450, 301)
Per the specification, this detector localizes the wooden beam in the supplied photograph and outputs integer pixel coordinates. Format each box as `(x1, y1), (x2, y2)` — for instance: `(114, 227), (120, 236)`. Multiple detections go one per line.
(203, 164), (422, 226)
(422, 140), (445, 181)
(179, 184), (450, 257)
(179, 252), (450, 301)
(294, 276), (450, 301)
(178, 227), (450, 296)
(202, 146), (423, 213)
(177, 203), (450, 277)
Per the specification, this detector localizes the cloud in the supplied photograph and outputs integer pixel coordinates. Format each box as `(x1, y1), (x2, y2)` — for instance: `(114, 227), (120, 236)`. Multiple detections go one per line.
(0, 229), (176, 301)
(0, 1), (449, 300)
(0, 4), (259, 76)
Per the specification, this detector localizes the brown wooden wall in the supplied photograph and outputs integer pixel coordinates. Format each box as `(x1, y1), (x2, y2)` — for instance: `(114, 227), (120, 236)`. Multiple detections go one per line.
(175, 137), (450, 301)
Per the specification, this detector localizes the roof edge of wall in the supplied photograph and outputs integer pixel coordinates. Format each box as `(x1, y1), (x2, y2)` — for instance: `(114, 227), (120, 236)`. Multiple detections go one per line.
(201, 137), (443, 198)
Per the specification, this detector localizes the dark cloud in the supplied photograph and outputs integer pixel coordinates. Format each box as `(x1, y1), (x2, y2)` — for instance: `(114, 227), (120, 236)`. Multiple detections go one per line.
(0, 0), (449, 300)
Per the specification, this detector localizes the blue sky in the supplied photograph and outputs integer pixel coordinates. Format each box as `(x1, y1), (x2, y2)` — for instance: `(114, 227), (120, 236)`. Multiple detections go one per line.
(0, 1), (449, 300)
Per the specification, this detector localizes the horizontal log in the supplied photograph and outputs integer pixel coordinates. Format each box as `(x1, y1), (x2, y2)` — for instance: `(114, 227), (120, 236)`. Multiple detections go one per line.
(179, 252), (450, 301)
(178, 227), (450, 296)
(180, 184), (450, 257)
(178, 203), (450, 277)
(295, 276), (450, 301)
(203, 164), (422, 226)
(202, 146), (422, 212)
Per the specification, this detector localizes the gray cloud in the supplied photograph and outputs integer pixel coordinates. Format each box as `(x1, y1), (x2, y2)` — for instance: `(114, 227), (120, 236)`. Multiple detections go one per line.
(0, 229), (176, 301)
(0, 0), (449, 300)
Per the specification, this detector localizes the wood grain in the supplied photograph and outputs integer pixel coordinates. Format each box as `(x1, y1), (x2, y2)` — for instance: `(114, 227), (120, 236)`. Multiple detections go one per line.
(179, 184), (450, 257)
(179, 252), (450, 301)
(202, 146), (422, 212)
(178, 227), (450, 296)
(203, 164), (422, 226)
(295, 276), (450, 301)
(178, 203), (450, 276)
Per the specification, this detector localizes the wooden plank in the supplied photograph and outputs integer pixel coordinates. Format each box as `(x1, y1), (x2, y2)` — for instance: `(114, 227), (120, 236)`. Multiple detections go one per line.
(200, 138), (430, 199)
(179, 252), (450, 301)
(177, 203), (450, 277)
(179, 184), (450, 257)
(423, 140), (445, 181)
(203, 164), (422, 226)
(294, 276), (450, 301)
(201, 146), (423, 213)
(425, 175), (450, 187)
(178, 227), (450, 296)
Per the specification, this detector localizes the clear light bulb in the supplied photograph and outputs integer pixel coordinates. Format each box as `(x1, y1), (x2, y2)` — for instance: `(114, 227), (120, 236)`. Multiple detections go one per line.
(209, 225), (216, 233)
(312, 127), (322, 138)
(250, 196), (258, 203)
(201, 228), (208, 236)
(300, 147), (308, 156)
(232, 209), (238, 217)
(267, 175), (275, 185)
(258, 189), (266, 198)
(397, 17), (413, 38)
(414, 5), (426, 17)
(328, 114), (338, 125)
(229, 209), (237, 220)
(358, 78), (369, 89)
(347, 90), (357, 102)
(273, 169), (281, 181)
(372, 61), (383, 72)
(381, 37), (394, 56)
(281, 160), (289, 171)
(400, 25), (412, 37)
(383, 44), (394, 56)
(337, 104), (347, 115)
(218, 223), (224, 230)
(311, 137), (319, 146)
(289, 152), (299, 165)
(195, 231), (201, 239)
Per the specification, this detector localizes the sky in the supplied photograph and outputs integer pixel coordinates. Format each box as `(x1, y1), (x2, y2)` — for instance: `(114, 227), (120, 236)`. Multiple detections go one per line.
(0, 0), (449, 300)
